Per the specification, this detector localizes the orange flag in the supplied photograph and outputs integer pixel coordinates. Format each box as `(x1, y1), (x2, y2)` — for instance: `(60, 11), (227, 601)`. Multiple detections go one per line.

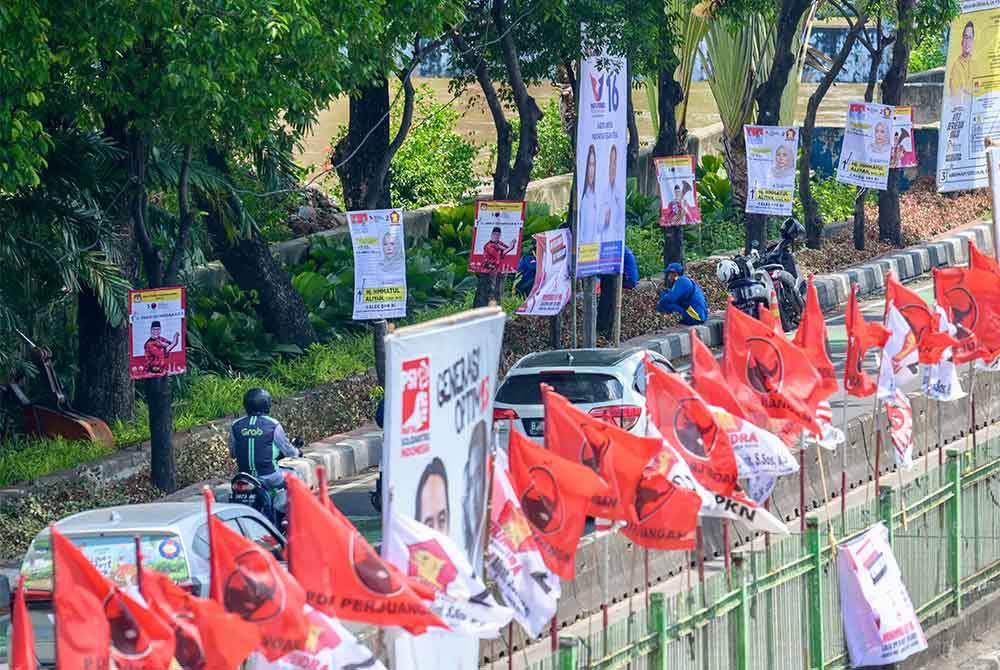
(886, 272), (957, 365)
(689, 331), (770, 428)
(8, 577), (35, 670)
(935, 266), (1000, 363)
(792, 275), (839, 403)
(844, 283), (890, 396)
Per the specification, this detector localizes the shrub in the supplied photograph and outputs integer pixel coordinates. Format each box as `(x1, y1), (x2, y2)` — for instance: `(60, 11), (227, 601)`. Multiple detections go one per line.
(910, 31), (946, 73)
(495, 98), (574, 181)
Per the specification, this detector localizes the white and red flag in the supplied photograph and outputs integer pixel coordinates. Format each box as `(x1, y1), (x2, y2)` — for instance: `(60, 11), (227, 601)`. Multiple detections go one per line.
(249, 605), (386, 670)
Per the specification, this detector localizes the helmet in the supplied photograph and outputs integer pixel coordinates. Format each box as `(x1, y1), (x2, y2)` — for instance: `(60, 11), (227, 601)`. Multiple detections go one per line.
(664, 262), (685, 276)
(716, 259), (740, 284)
(780, 217), (805, 241)
(243, 388), (272, 416)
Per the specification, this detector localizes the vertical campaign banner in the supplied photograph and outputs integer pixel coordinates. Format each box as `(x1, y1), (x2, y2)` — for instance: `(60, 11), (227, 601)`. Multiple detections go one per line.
(349, 209), (407, 320)
(890, 106), (917, 168)
(938, 0), (1000, 192)
(836, 102), (894, 190)
(838, 523), (927, 667)
(468, 200), (525, 274)
(383, 307), (506, 670)
(744, 125), (799, 216)
(655, 156), (702, 226)
(575, 36), (627, 277)
(128, 287), (186, 380)
(516, 228), (573, 316)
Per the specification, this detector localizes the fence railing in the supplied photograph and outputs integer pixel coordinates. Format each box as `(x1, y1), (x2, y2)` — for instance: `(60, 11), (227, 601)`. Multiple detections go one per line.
(543, 435), (1000, 670)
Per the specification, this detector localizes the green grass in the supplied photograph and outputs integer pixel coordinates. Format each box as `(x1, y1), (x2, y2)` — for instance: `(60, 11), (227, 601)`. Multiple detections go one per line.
(0, 437), (113, 487)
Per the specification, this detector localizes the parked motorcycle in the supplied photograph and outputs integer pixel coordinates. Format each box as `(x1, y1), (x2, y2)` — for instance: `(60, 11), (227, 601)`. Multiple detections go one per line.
(228, 436), (304, 531)
(716, 217), (806, 332)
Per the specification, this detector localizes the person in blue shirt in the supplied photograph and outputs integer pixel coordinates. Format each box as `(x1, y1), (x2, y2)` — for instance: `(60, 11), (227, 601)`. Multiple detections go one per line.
(515, 252), (537, 297)
(656, 262), (708, 325)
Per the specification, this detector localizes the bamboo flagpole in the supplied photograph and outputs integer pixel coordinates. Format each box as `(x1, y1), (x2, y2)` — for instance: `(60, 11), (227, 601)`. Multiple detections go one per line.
(799, 431), (807, 533)
(840, 390), (849, 522)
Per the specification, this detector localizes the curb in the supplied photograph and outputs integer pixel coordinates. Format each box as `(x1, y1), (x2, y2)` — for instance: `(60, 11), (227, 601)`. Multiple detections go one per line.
(625, 222), (994, 358)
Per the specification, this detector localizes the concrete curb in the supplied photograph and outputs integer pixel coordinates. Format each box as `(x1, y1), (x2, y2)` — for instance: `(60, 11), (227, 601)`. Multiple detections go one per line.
(626, 222), (994, 358)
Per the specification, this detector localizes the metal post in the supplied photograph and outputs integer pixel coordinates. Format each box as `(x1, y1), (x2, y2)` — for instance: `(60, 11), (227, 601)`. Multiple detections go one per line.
(799, 433), (807, 533)
(558, 636), (579, 670)
(373, 319), (389, 386)
(938, 399), (944, 467)
(879, 484), (896, 548)
(805, 516), (825, 670)
(651, 592), (667, 670)
(734, 556), (750, 670)
(583, 276), (597, 347)
(947, 449), (963, 616)
(601, 532), (610, 657)
(571, 279), (579, 348)
(695, 524), (707, 607)
(841, 391), (849, 533)
(723, 520), (732, 587)
(612, 271), (625, 347)
(874, 402), (883, 499)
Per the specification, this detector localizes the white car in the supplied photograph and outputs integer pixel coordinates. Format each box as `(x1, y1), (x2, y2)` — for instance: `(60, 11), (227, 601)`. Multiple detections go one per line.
(492, 347), (675, 447)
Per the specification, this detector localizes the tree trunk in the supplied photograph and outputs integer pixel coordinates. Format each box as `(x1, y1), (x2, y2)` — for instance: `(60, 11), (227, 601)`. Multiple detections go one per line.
(626, 64), (639, 178)
(146, 376), (175, 491)
(878, 0), (916, 248)
(722, 130), (749, 210)
(333, 80), (392, 210)
(75, 289), (134, 423)
(800, 11), (866, 249)
(653, 62), (685, 267)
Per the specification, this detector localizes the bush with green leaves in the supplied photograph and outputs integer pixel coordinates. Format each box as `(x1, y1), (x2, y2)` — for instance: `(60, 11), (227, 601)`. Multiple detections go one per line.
(793, 175), (866, 225)
(494, 98), (573, 181)
(910, 31), (946, 73)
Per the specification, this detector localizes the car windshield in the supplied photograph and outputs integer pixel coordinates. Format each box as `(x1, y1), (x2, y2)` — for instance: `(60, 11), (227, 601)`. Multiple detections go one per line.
(496, 372), (623, 405)
(21, 532), (190, 592)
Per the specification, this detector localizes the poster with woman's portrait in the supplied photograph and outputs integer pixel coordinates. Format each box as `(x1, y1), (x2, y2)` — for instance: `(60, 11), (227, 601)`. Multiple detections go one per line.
(655, 155), (701, 226)
(836, 102), (893, 190)
(890, 106), (917, 169)
(349, 208), (407, 320)
(744, 125), (799, 216)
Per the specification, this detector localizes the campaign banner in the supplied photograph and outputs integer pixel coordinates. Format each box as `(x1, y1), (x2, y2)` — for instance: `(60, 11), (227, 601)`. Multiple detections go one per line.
(744, 125), (799, 216)
(249, 606), (385, 670)
(891, 106), (918, 168)
(383, 307), (506, 670)
(938, 0), (1000, 192)
(836, 103), (894, 190)
(516, 229), (572, 316)
(468, 200), (525, 274)
(128, 287), (186, 380)
(655, 156), (701, 226)
(349, 208), (407, 320)
(709, 407), (799, 479)
(838, 523), (927, 667)
(575, 35), (627, 277)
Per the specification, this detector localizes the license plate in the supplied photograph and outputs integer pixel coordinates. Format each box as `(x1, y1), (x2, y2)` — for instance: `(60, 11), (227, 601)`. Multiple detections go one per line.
(231, 491), (256, 505)
(524, 419), (544, 436)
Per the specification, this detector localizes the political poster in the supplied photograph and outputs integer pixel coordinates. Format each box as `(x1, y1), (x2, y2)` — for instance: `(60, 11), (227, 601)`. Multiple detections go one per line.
(838, 523), (927, 667)
(128, 287), (186, 380)
(836, 103), (894, 190)
(891, 106), (918, 168)
(249, 606), (385, 670)
(383, 307), (506, 670)
(655, 156), (701, 226)
(744, 125), (799, 216)
(349, 208), (407, 320)
(575, 36), (627, 277)
(938, 0), (1000, 192)
(468, 200), (525, 274)
(516, 228), (573, 317)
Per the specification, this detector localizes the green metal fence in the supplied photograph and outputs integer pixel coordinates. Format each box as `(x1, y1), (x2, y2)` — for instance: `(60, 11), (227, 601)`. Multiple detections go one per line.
(545, 435), (1000, 670)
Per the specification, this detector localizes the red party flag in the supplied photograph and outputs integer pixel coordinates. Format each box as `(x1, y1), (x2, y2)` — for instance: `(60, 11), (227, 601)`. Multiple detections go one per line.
(620, 441), (701, 551)
(723, 302), (822, 434)
(970, 240), (1000, 274)
(935, 266), (1000, 363)
(542, 384), (661, 524)
(689, 331), (770, 428)
(206, 490), (309, 661)
(9, 577), (35, 670)
(508, 430), (608, 579)
(52, 528), (174, 670)
(844, 283), (890, 397)
(285, 475), (446, 634)
(793, 276), (839, 402)
(140, 567), (260, 670)
(886, 272), (956, 365)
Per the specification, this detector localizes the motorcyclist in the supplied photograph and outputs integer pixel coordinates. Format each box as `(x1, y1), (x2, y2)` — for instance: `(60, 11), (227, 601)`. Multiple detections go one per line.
(229, 388), (301, 517)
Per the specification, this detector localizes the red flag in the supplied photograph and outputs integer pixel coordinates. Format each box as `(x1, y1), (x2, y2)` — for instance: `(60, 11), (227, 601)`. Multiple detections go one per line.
(285, 475), (446, 634)
(935, 266), (1000, 363)
(508, 430), (608, 579)
(206, 491), (309, 661)
(620, 443), (701, 551)
(844, 283), (890, 396)
(970, 241), (1000, 274)
(9, 577), (35, 670)
(723, 303), (822, 434)
(886, 272), (956, 365)
(644, 358), (739, 496)
(792, 276), (838, 403)
(52, 528), (174, 670)
(542, 385), (661, 523)
(140, 567), (259, 670)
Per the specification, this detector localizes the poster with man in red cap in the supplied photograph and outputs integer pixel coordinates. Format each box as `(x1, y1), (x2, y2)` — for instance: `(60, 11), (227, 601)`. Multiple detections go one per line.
(128, 286), (186, 380)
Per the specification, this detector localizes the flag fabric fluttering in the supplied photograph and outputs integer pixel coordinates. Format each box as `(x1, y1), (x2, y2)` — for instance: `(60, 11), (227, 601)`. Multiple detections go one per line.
(52, 527), (175, 670)
(878, 294), (920, 401)
(844, 283), (890, 397)
(793, 277), (843, 449)
(284, 475), (445, 635)
(248, 606), (387, 670)
(885, 273), (957, 366)
(922, 304), (965, 401)
(886, 389), (915, 470)
(9, 576), (35, 670)
(508, 430), (609, 579)
(689, 330), (769, 429)
(140, 567), (260, 670)
(708, 406), (799, 482)
(485, 457), (561, 638)
(385, 512), (514, 638)
(935, 265), (1000, 364)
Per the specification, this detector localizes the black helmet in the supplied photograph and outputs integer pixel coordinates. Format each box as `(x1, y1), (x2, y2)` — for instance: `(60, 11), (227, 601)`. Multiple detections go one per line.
(780, 217), (805, 240)
(243, 388), (272, 416)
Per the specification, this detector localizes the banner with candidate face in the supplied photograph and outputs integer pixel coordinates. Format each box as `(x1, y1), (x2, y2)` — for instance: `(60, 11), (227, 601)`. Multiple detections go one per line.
(468, 200), (525, 274)
(349, 208), (407, 320)
(656, 156), (701, 226)
(128, 287), (186, 380)
(383, 307), (506, 670)
(836, 102), (894, 190)
(744, 125), (799, 216)
(891, 107), (917, 168)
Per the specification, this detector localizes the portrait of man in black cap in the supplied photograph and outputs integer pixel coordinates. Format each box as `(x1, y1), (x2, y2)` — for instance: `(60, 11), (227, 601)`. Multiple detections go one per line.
(143, 319), (179, 375)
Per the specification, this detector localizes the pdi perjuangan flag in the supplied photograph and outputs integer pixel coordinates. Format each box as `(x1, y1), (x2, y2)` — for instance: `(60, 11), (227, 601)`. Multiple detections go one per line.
(836, 102), (894, 190)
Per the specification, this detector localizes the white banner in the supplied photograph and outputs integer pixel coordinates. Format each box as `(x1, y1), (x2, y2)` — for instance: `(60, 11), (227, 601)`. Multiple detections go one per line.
(836, 102), (894, 190)
(709, 407), (799, 478)
(744, 125), (799, 216)
(516, 229), (572, 316)
(249, 606), (385, 670)
(383, 308), (506, 670)
(575, 34), (627, 277)
(938, 0), (1000, 193)
(838, 524), (927, 667)
(878, 304), (919, 400)
(886, 390), (915, 470)
(350, 209), (407, 320)
(809, 401), (846, 450)
(923, 305), (966, 401)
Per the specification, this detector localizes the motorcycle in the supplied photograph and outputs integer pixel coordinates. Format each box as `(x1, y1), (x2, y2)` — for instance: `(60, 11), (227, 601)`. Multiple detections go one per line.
(716, 217), (806, 332)
(228, 436), (304, 531)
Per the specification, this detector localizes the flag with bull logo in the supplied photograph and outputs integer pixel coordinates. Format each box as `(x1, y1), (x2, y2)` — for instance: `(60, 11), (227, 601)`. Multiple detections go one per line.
(689, 330), (770, 429)
(249, 605), (386, 670)
(385, 512), (514, 638)
(935, 264), (1000, 364)
(845, 283), (890, 397)
(793, 277), (844, 449)
(878, 286), (920, 401)
(486, 456), (561, 638)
